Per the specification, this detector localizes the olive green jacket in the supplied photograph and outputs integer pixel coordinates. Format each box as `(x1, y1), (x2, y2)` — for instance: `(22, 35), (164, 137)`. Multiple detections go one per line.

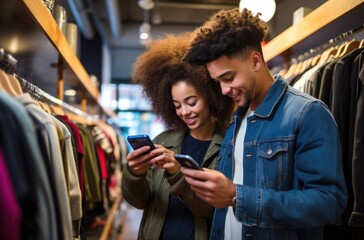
(122, 129), (224, 240)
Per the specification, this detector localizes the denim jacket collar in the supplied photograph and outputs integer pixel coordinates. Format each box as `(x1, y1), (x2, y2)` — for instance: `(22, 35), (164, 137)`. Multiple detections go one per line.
(234, 75), (287, 119)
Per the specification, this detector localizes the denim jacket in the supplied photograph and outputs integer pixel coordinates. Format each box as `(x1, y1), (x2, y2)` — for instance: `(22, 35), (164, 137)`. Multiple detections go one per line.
(210, 76), (347, 240)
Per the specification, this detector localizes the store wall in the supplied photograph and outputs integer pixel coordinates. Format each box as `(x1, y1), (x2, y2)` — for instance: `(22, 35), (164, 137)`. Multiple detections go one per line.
(268, 0), (326, 38)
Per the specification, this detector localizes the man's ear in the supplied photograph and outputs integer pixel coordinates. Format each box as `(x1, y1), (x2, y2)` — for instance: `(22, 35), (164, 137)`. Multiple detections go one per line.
(250, 51), (262, 71)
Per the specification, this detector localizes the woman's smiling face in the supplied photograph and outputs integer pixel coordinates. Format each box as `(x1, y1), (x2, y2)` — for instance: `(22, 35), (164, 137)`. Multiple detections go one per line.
(172, 81), (212, 134)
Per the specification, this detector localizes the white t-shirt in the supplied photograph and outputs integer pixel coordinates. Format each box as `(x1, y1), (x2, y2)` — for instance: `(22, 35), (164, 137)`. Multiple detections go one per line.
(224, 108), (254, 239)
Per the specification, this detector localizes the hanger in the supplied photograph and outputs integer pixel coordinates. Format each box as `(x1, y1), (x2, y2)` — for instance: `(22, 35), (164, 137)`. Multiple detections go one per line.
(0, 70), (4, 89)
(332, 41), (346, 59)
(292, 61), (304, 77)
(0, 69), (20, 96)
(310, 54), (321, 67)
(297, 57), (313, 75)
(72, 113), (87, 125)
(336, 39), (360, 58)
(278, 68), (287, 77)
(317, 46), (338, 66)
(360, 38), (364, 48)
(282, 62), (298, 79)
(7, 73), (23, 95)
(49, 104), (64, 115)
(37, 101), (52, 113)
(30, 86), (52, 113)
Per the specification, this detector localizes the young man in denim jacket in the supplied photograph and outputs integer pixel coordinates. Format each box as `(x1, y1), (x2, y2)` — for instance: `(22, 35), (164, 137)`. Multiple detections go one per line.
(181, 8), (347, 240)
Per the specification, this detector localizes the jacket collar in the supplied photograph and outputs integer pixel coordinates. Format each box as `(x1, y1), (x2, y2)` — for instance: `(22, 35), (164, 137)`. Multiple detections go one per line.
(234, 75), (287, 119)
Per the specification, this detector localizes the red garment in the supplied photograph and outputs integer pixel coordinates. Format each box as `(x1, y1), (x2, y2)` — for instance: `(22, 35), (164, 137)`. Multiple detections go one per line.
(96, 145), (108, 179)
(0, 147), (21, 240)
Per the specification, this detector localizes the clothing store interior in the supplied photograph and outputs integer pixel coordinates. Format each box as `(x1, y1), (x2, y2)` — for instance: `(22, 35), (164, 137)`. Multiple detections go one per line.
(0, 0), (363, 239)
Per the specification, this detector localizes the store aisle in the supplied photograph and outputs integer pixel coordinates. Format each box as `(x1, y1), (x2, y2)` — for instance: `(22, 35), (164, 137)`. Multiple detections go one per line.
(117, 203), (143, 240)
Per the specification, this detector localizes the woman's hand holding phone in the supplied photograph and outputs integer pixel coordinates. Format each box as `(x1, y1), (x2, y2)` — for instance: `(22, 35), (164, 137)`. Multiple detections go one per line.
(127, 134), (156, 152)
(126, 134), (157, 176)
(126, 144), (155, 176)
(126, 134), (179, 174)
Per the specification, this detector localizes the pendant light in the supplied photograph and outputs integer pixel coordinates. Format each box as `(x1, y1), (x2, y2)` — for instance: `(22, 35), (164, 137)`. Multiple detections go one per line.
(239, 0), (276, 22)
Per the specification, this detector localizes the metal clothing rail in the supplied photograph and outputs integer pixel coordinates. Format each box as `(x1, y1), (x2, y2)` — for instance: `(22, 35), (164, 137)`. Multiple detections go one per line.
(15, 75), (98, 120)
(0, 47), (97, 120)
(0, 48), (17, 74)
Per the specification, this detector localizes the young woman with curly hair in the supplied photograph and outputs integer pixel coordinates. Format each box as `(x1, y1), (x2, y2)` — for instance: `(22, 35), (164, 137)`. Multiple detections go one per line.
(181, 8), (347, 240)
(121, 32), (234, 240)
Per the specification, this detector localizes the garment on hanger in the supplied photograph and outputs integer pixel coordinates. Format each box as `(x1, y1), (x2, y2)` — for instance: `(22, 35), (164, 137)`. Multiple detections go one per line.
(0, 90), (59, 240)
(0, 48), (123, 239)
(275, 25), (364, 239)
(291, 44), (364, 240)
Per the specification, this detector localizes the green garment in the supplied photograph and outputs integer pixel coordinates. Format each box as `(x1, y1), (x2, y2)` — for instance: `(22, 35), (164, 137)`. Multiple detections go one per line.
(77, 124), (102, 210)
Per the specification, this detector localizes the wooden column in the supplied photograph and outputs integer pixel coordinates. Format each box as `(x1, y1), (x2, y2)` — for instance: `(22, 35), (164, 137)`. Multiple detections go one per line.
(57, 55), (64, 101)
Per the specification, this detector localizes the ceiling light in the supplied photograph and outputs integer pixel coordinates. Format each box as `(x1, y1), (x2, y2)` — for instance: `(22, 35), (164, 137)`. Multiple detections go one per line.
(152, 12), (162, 24)
(139, 22), (151, 40)
(64, 89), (77, 97)
(239, 0), (276, 22)
(138, 0), (155, 10)
(152, 0), (162, 24)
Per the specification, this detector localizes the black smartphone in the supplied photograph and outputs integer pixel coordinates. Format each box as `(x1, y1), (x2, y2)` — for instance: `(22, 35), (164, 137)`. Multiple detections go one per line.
(174, 154), (202, 170)
(127, 134), (156, 151)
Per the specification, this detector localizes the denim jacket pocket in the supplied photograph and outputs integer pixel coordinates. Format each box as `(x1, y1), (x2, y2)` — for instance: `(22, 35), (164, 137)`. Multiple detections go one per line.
(257, 141), (289, 191)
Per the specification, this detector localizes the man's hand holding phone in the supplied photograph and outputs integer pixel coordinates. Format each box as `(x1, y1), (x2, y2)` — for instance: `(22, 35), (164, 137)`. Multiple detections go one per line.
(174, 154), (203, 170)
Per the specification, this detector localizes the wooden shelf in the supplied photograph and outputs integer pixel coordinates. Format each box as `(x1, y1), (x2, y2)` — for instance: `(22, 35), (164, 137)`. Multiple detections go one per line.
(23, 0), (99, 101)
(263, 0), (364, 66)
(0, 0), (114, 118)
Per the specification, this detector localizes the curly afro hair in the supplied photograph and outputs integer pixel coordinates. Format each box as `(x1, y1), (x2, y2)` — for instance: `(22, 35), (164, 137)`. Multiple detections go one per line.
(183, 8), (268, 64)
(132, 32), (234, 132)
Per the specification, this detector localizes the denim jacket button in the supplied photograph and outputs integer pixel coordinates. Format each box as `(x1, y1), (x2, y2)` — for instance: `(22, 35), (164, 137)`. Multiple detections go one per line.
(267, 145), (272, 154)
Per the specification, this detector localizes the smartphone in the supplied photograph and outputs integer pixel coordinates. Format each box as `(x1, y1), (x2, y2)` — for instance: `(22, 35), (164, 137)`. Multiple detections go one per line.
(127, 134), (156, 151)
(174, 154), (202, 170)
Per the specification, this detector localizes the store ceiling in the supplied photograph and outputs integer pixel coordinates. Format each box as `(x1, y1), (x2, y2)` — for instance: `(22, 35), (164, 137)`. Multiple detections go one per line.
(65, 0), (239, 47)
(55, 0), (241, 82)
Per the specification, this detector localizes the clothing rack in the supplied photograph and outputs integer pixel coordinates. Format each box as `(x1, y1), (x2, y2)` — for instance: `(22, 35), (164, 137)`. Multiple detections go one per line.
(292, 23), (364, 64)
(272, 23), (364, 77)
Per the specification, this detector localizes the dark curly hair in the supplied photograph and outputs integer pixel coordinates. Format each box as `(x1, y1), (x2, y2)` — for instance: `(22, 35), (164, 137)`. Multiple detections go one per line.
(132, 32), (234, 132)
(183, 8), (268, 64)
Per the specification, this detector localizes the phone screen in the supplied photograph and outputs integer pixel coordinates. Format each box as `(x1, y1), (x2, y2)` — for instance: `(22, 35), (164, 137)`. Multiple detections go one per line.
(175, 154), (202, 170)
(127, 134), (156, 151)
